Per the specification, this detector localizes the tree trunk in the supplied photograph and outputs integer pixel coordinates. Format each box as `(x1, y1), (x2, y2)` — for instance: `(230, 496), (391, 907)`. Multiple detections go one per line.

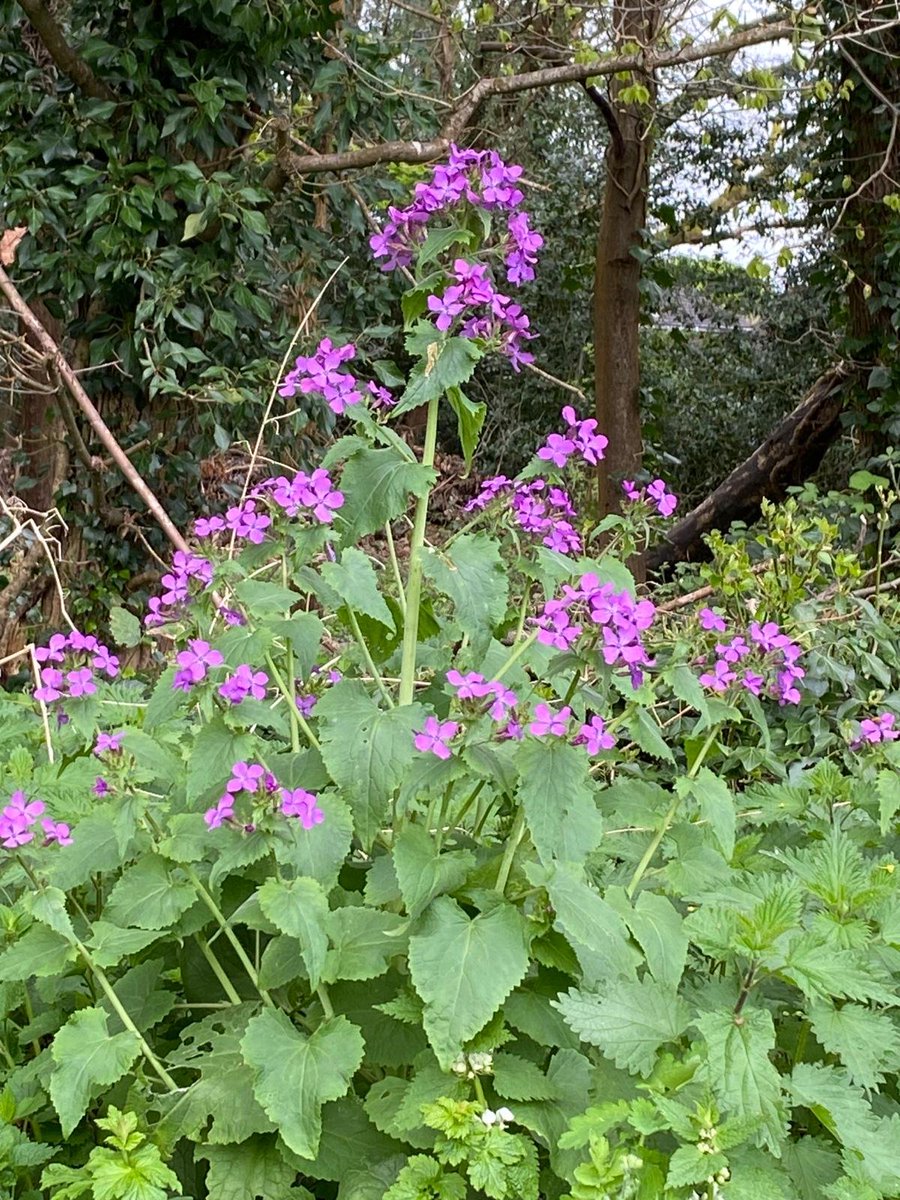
(593, 0), (660, 525)
(646, 363), (851, 572)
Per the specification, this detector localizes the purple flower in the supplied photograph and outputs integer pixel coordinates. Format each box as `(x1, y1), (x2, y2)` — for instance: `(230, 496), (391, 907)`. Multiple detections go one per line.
(699, 659), (736, 692)
(647, 479), (677, 518)
(92, 645), (120, 677)
(574, 716), (616, 755)
(0, 792), (45, 849)
(194, 515), (227, 537)
(220, 607), (246, 627)
(296, 694), (317, 717)
(537, 433), (576, 469)
(699, 608), (727, 633)
(227, 762), (266, 794)
(35, 633), (68, 663)
(93, 777), (110, 796)
(94, 731), (123, 756)
(499, 719), (524, 741)
(446, 670), (489, 700)
(854, 713), (899, 746)
(42, 819), (72, 846)
(174, 640), (224, 687)
(219, 664), (269, 705)
(486, 682), (517, 722)
(741, 670), (765, 696)
(529, 703), (571, 738)
(66, 668), (96, 699)
(34, 667), (65, 703)
(622, 480), (641, 503)
(413, 716), (459, 760)
(205, 795), (234, 829)
(280, 787), (325, 829)
(367, 380), (396, 409)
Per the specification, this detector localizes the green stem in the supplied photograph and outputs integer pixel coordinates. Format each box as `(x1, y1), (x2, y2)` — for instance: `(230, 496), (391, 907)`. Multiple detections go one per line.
(347, 607), (394, 707)
(184, 867), (275, 1007)
(625, 728), (719, 899)
(265, 651), (319, 749)
(437, 779), (485, 849)
(74, 937), (178, 1092)
(194, 933), (242, 1005)
(316, 984), (334, 1019)
(398, 393), (440, 706)
(492, 630), (538, 684)
(385, 522), (406, 618)
(494, 808), (527, 896)
(285, 643), (300, 753)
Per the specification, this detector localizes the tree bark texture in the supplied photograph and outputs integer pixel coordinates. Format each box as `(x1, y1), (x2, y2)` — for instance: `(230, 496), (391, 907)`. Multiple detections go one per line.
(646, 363), (852, 572)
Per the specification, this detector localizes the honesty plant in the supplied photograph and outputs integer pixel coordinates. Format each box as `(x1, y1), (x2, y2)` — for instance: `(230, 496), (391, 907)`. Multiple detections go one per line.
(2, 150), (900, 1200)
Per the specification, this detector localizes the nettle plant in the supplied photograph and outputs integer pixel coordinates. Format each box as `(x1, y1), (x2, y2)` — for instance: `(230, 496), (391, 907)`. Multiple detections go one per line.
(2, 148), (900, 1200)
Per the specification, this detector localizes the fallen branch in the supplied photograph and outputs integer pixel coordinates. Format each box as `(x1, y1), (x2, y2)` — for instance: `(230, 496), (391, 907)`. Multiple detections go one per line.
(0, 264), (189, 555)
(647, 362), (852, 572)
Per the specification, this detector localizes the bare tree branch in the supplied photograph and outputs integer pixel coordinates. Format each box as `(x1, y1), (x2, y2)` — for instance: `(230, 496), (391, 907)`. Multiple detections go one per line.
(280, 16), (795, 178)
(16, 0), (115, 101)
(0, 264), (189, 554)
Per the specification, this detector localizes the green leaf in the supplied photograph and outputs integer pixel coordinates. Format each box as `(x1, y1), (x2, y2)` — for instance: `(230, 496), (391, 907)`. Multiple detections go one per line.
(336, 448), (436, 545)
(105, 855), (196, 930)
(241, 1010), (365, 1159)
(679, 767), (735, 861)
(776, 938), (898, 1005)
(274, 790), (353, 889)
(516, 739), (603, 865)
(626, 708), (675, 762)
(446, 386), (486, 471)
(809, 1001), (900, 1089)
(392, 824), (476, 919)
(417, 226), (475, 270)
(109, 606), (142, 647)
(384, 1155), (466, 1200)
(394, 337), (482, 417)
(86, 921), (163, 969)
(666, 1144), (728, 1190)
(196, 1135), (297, 1200)
(323, 907), (407, 983)
(269, 613), (324, 678)
(257, 877), (329, 990)
(697, 1008), (786, 1149)
(187, 718), (254, 805)
(877, 768), (900, 834)
(101, 960), (175, 1035)
(408, 897), (530, 1069)
(144, 667), (188, 730)
(51, 805), (132, 890)
(317, 682), (425, 849)
(0, 924), (76, 981)
(232, 580), (297, 615)
(492, 1052), (559, 1102)
(320, 548), (395, 630)
(182, 211), (208, 240)
(121, 730), (182, 785)
(50, 1008), (140, 1137)
(554, 979), (690, 1074)
(541, 862), (640, 985)
(609, 888), (688, 988)
(422, 534), (508, 654)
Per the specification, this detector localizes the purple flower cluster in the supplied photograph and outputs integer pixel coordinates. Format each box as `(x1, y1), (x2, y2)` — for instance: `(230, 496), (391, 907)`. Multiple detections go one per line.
(219, 664), (269, 705)
(527, 704), (616, 755)
(173, 639), (224, 692)
(425, 258), (537, 372)
(191, 468), (345, 554)
(296, 667), (343, 717)
(279, 338), (362, 415)
(535, 574), (656, 686)
(0, 791), (71, 848)
(852, 712), (899, 747)
(447, 670), (518, 722)
(622, 478), (678, 518)
(697, 619), (804, 705)
(465, 476), (581, 556)
(414, 716), (459, 760)
(370, 146), (542, 285)
(204, 761), (324, 832)
(537, 406), (608, 469)
(34, 630), (120, 703)
(146, 551), (214, 628)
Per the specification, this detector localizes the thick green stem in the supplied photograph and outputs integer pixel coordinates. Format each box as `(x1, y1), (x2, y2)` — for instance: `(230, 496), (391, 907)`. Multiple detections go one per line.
(347, 607), (394, 707)
(625, 728), (719, 898)
(185, 867), (275, 1007)
(194, 933), (242, 1005)
(494, 808), (527, 896)
(399, 394), (440, 706)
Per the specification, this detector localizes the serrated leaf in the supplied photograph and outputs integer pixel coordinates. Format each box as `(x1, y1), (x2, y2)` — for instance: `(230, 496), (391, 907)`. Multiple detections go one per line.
(323, 907), (407, 983)
(105, 855), (196, 930)
(50, 805), (132, 890)
(101, 960), (175, 1035)
(492, 1052), (559, 1101)
(542, 862), (640, 985)
(87, 921), (164, 969)
(121, 730), (182, 784)
(809, 1001), (900, 1089)
(0, 925), (76, 981)
(241, 1010), (365, 1159)
(423, 535), (508, 654)
(446, 386), (486, 471)
(50, 1008), (140, 1137)
(408, 897), (529, 1069)
(679, 767), (735, 860)
(554, 979), (689, 1074)
(615, 888), (688, 988)
(109, 606), (142, 647)
(320, 547), (394, 630)
(666, 1143), (728, 1189)
(394, 337), (481, 417)
(274, 791), (353, 889)
(392, 824), (475, 919)
(186, 718), (254, 805)
(196, 1135), (297, 1200)
(516, 740), (603, 865)
(257, 876), (329, 990)
(697, 1008), (786, 1149)
(336, 448), (435, 545)
(627, 707), (675, 762)
(877, 768), (900, 834)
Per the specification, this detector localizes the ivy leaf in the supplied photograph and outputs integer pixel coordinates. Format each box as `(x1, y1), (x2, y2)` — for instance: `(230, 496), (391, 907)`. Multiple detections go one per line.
(408, 897), (529, 1069)
(554, 979), (690, 1074)
(196, 1135), (298, 1200)
(392, 824), (476, 919)
(50, 1008), (141, 1137)
(0, 924), (76, 982)
(257, 877), (330, 990)
(241, 1010), (365, 1159)
(105, 855), (196, 930)
(317, 682), (425, 850)
(336, 448), (436, 545)
(515, 740), (603, 865)
(323, 907), (408, 983)
(320, 547), (395, 631)
(696, 1008), (786, 1150)
(422, 534), (508, 654)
